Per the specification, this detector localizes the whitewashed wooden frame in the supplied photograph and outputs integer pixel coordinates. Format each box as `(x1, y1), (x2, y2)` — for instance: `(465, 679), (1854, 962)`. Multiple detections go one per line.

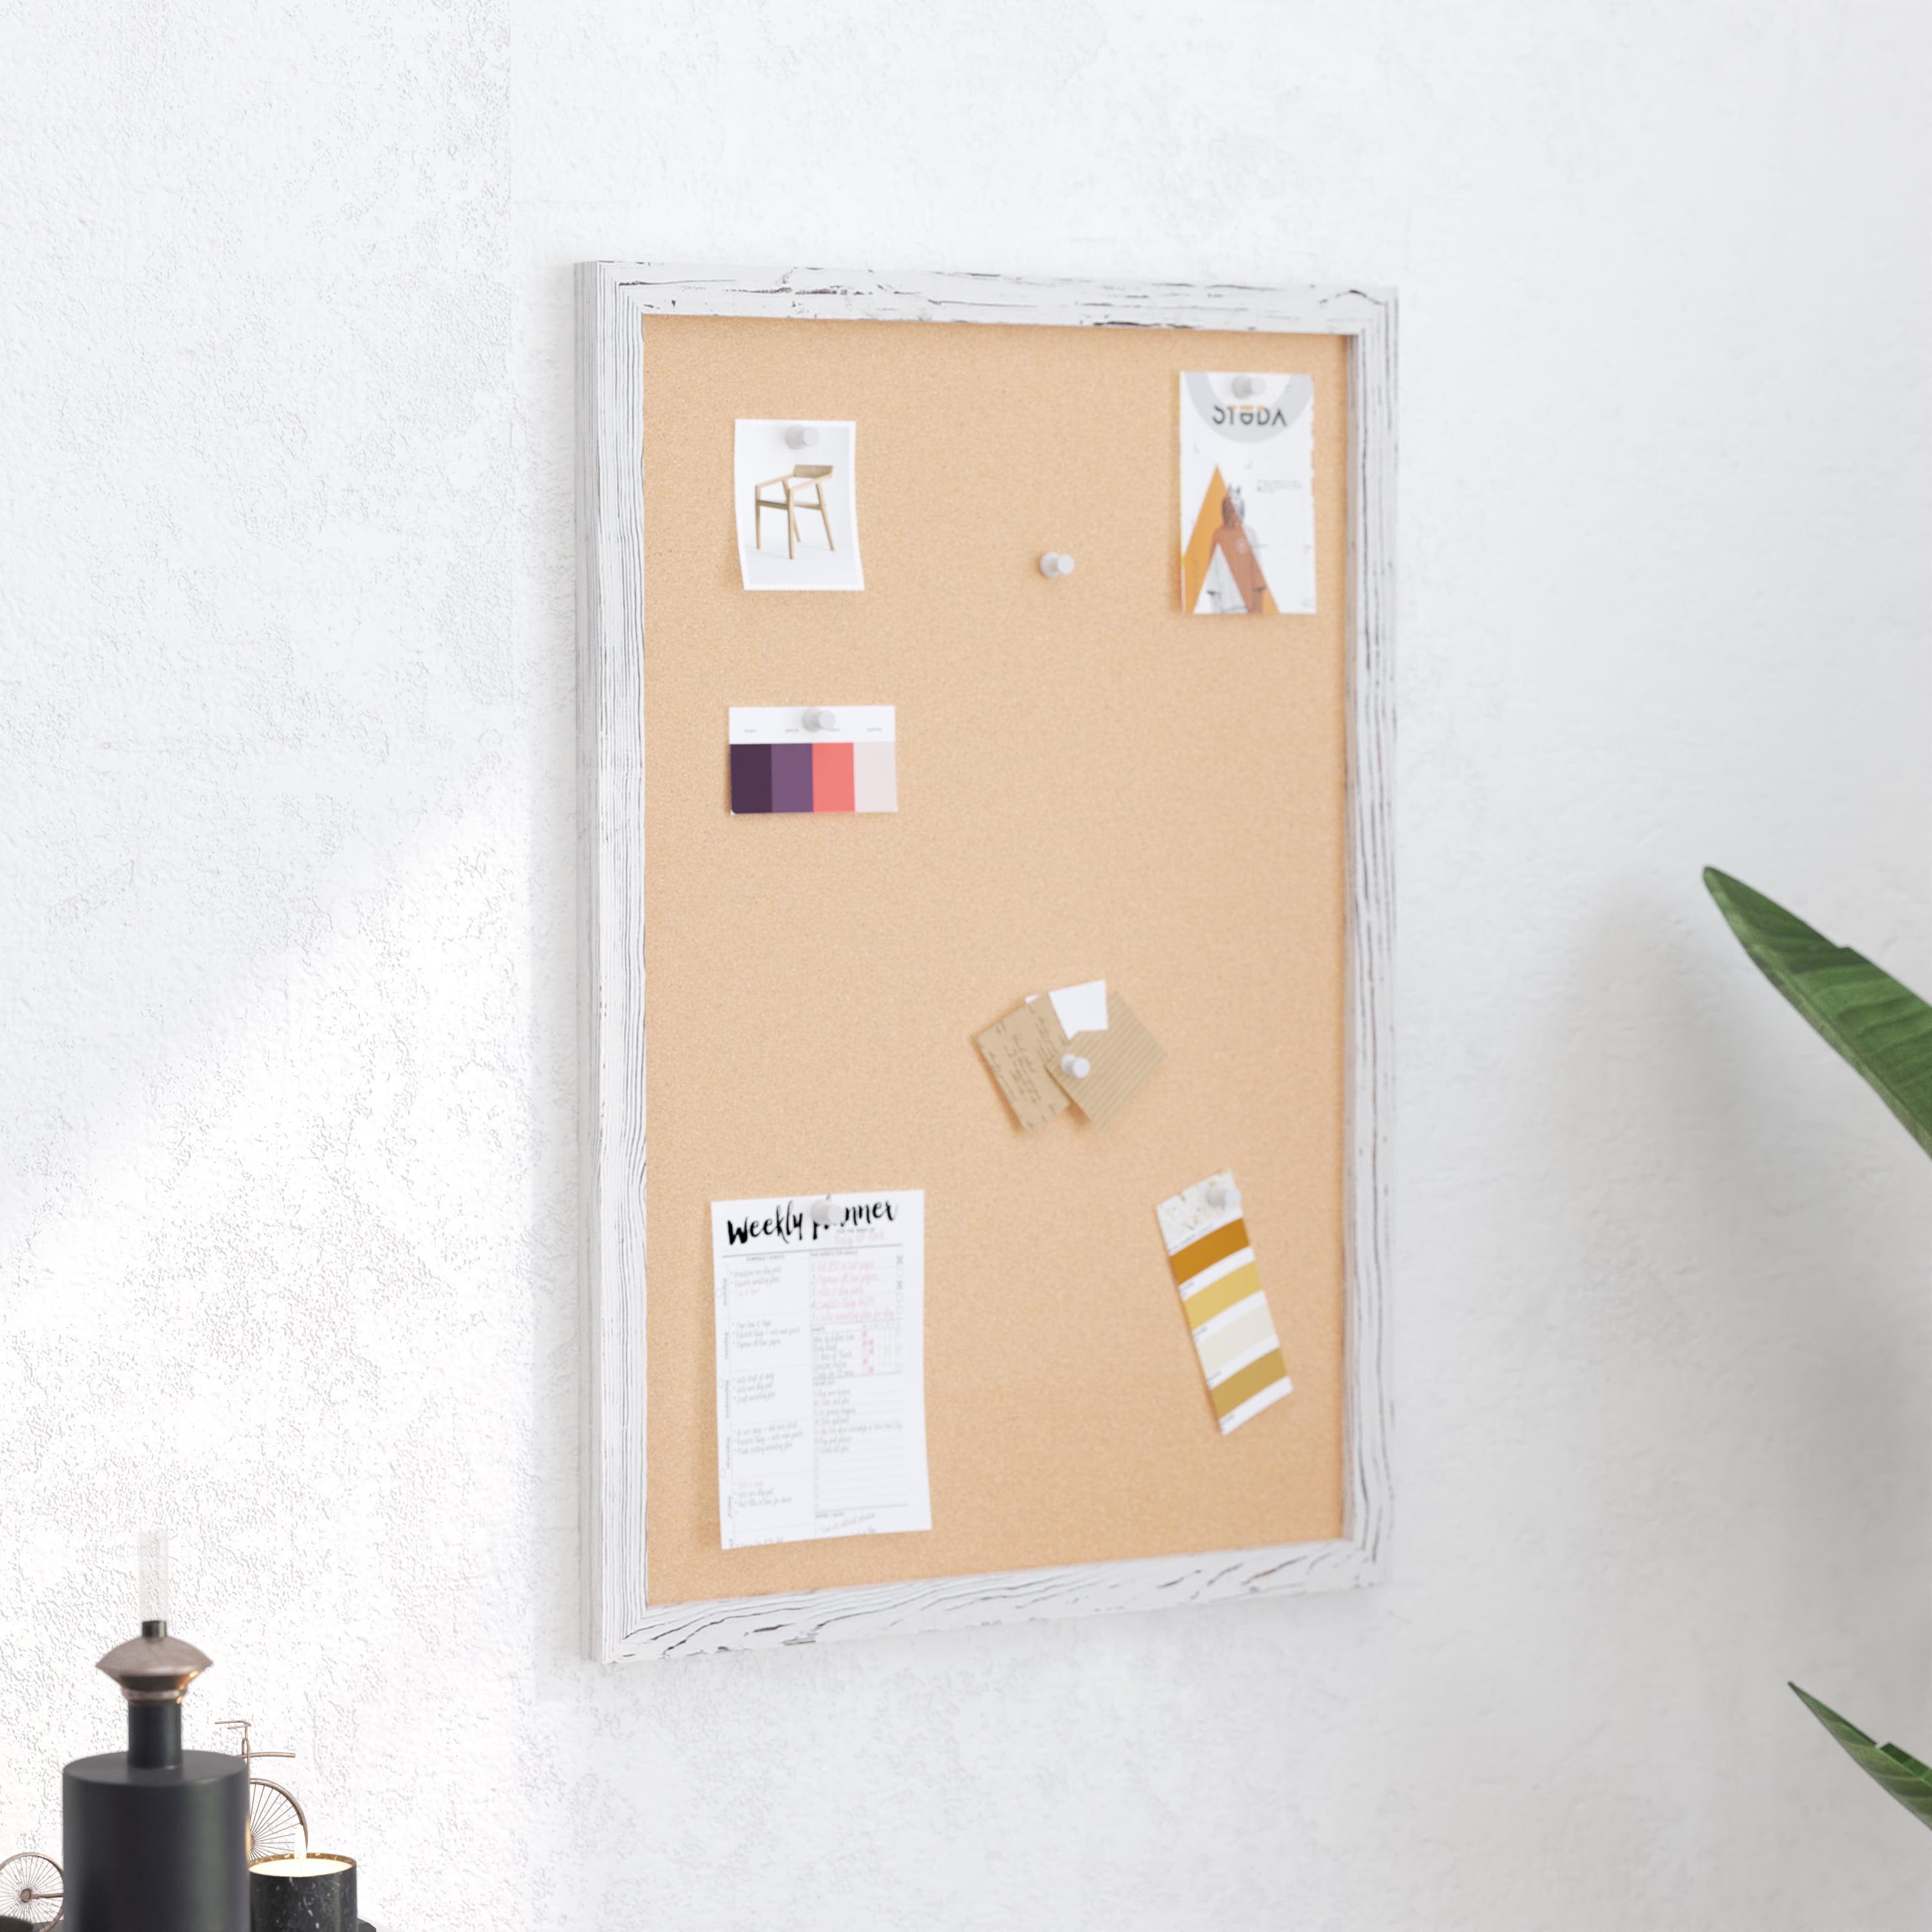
(577, 263), (1396, 1662)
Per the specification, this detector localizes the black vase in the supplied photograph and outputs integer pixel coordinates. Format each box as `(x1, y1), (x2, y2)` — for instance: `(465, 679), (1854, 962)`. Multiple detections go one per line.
(61, 1623), (247, 1932)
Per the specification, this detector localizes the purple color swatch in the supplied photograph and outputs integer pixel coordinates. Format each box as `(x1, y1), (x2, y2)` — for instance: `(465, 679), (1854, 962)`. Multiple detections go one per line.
(729, 743), (773, 814)
(770, 743), (815, 813)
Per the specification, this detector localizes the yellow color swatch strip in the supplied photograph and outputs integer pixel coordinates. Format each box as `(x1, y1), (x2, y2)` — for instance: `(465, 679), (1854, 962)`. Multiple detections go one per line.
(1182, 1260), (1264, 1331)
(1193, 1300), (1277, 1378)
(1211, 1350), (1289, 1421)
(1156, 1173), (1293, 1437)
(1168, 1217), (1251, 1285)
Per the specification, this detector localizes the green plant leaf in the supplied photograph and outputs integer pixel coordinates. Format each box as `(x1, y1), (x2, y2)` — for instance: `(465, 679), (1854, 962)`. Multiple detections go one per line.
(1704, 868), (1932, 1160)
(1791, 1685), (1932, 1830)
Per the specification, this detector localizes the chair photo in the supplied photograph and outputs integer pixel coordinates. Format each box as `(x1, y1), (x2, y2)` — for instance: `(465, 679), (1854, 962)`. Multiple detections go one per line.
(752, 464), (836, 559)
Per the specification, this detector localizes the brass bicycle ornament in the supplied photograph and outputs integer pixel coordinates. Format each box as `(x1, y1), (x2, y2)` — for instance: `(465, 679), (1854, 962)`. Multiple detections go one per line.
(0, 1851), (62, 1927)
(213, 1721), (309, 1862)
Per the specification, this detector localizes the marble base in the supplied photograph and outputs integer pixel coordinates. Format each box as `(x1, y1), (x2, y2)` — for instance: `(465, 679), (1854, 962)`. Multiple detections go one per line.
(248, 1855), (356, 1932)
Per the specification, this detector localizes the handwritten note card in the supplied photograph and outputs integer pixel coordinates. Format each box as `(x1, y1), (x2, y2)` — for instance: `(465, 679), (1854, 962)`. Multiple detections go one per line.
(974, 1003), (1068, 1131)
(712, 1189), (931, 1549)
(978, 980), (1164, 1132)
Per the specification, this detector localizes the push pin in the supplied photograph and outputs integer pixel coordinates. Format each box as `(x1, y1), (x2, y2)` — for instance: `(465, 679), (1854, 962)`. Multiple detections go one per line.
(803, 707), (837, 732)
(1060, 1053), (1091, 1079)
(1230, 375), (1264, 399)
(811, 1197), (835, 1227)
(1039, 551), (1075, 578)
(785, 424), (819, 450)
(1206, 1180), (1239, 1210)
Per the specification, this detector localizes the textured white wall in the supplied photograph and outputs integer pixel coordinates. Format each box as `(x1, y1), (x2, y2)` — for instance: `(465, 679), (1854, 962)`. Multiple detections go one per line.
(3, 3), (1929, 1927)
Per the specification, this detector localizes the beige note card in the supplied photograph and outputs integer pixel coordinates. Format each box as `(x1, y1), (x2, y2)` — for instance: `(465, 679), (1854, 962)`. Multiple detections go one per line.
(1046, 988), (1164, 1128)
(976, 1002), (1069, 1132)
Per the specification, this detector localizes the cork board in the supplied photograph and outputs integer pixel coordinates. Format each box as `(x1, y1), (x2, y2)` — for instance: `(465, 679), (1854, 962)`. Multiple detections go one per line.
(638, 313), (1350, 1607)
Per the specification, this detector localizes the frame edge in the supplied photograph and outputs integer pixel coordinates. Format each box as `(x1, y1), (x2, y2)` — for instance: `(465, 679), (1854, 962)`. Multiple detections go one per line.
(578, 264), (1396, 1661)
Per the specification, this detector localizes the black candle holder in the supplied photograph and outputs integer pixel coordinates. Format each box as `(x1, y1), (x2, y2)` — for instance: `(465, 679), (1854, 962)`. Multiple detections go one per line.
(247, 1854), (357, 1932)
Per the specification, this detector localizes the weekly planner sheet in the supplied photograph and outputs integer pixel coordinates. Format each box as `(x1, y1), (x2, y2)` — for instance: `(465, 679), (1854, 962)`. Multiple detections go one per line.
(711, 1189), (931, 1549)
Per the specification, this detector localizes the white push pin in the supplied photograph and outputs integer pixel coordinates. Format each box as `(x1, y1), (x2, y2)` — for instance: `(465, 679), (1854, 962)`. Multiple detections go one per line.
(1039, 551), (1075, 578)
(785, 424), (819, 450)
(1231, 375), (1264, 399)
(803, 707), (837, 732)
(1206, 1180), (1240, 1210)
(811, 1197), (835, 1227)
(1060, 1053), (1091, 1079)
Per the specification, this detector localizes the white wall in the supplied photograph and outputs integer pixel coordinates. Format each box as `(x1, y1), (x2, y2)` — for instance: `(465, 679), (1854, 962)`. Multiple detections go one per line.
(3, 3), (1928, 1927)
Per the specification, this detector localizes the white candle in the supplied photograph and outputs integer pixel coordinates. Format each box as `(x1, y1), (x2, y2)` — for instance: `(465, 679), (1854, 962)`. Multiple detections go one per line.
(249, 1857), (352, 1879)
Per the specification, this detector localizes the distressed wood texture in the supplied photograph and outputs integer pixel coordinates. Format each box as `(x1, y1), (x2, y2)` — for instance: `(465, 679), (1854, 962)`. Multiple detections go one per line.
(577, 262), (1397, 1662)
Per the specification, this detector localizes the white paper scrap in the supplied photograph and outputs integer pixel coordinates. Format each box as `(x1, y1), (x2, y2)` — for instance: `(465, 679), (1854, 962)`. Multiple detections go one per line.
(1027, 980), (1110, 1037)
(1046, 979), (1109, 1039)
(712, 1189), (930, 1549)
(728, 706), (895, 744)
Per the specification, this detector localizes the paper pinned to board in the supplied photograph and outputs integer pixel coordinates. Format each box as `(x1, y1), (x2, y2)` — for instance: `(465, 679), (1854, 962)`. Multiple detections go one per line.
(735, 419), (865, 592)
(975, 1003), (1070, 1133)
(1179, 374), (1316, 615)
(712, 1188), (930, 1548)
(1157, 1171), (1291, 1435)
(728, 706), (897, 815)
(978, 983), (1162, 1131)
(1041, 988), (1164, 1128)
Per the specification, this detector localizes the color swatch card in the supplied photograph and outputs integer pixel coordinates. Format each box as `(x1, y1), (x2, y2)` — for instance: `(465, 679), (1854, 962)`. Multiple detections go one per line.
(734, 419), (864, 591)
(712, 1188), (930, 1549)
(1157, 1173), (1292, 1434)
(728, 706), (898, 815)
(976, 979), (1164, 1130)
(1180, 374), (1316, 615)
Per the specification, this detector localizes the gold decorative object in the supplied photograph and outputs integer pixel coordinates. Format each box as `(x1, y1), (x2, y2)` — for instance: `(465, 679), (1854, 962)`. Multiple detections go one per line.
(0, 1852), (62, 1926)
(213, 1723), (309, 1862)
(96, 1627), (211, 1705)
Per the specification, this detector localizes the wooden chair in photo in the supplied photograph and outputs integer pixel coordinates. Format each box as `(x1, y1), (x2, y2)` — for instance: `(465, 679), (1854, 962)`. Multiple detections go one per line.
(752, 464), (836, 560)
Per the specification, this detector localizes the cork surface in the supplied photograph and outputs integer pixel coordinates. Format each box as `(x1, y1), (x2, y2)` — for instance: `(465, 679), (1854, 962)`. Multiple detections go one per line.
(641, 315), (1348, 1604)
